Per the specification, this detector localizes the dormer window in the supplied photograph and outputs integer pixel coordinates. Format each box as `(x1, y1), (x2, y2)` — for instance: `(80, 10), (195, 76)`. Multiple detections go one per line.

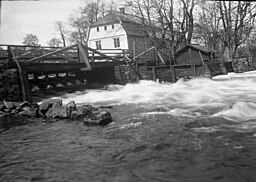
(97, 27), (100, 32)
(104, 26), (107, 30)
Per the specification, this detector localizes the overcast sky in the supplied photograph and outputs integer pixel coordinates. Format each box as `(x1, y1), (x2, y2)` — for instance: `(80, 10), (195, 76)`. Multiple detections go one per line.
(0, 0), (83, 45)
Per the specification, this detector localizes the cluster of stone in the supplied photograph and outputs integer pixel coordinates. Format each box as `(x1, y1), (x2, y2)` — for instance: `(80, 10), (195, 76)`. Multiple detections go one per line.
(233, 58), (256, 73)
(0, 64), (22, 101)
(0, 99), (113, 126)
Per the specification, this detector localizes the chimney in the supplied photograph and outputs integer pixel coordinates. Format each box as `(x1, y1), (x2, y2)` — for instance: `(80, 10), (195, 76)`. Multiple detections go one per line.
(119, 7), (125, 14)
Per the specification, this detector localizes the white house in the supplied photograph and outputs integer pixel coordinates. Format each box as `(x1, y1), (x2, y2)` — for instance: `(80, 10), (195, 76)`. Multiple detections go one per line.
(87, 8), (153, 57)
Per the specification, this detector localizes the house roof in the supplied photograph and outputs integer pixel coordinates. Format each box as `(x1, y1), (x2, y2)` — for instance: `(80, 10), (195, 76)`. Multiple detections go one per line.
(176, 44), (216, 54)
(91, 11), (149, 37)
(91, 12), (142, 27)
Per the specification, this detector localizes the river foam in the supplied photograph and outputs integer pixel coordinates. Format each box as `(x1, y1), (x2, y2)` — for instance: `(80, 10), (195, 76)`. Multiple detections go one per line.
(49, 71), (256, 123)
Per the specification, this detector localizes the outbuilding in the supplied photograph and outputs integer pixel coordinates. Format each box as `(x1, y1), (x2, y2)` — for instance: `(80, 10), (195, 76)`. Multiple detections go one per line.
(174, 44), (224, 78)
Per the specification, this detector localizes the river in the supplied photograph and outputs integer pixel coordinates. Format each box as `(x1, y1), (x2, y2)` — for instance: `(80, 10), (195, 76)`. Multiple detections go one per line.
(1, 71), (256, 182)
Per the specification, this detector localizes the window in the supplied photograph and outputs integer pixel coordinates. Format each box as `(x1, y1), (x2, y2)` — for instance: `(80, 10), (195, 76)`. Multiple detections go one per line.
(112, 24), (115, 29)
(97, 27), (100, 32)
(95, 41), (102, 49)
(113, 38), (120, 48)
(104, 26), (107, 30)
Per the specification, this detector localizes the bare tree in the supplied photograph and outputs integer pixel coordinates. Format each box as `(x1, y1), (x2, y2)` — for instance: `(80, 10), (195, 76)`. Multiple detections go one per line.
(56, 21), (68, 47)
(22, 34), (40, 46)
(217, 1), (256, 60)
(68, 0), (115, 44)
(47, 37), (62, 47)
(175, 0), (196, 44)
(194, 0), (221, 51)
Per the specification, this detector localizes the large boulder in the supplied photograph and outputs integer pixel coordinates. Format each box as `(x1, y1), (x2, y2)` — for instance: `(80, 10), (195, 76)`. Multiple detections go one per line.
(66, 100), (76, 117)
(76, 105), (95, 118)
(84, 111), (113, 126)
(39, 99), (62, 116)
(18, 101), (38, 117)
(46, 105), (68, 118)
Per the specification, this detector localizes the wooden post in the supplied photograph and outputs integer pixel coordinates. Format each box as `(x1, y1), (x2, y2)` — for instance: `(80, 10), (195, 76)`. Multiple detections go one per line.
(19, 70), (32, 102)
(122, 50), (125, 62)
(171, 65), (176, 82)
(192, 65), (196, 76)
(133, 41), (136, 62)
(145, 42), (147, 61)
(189, 47), (192, 64)
(77, 44), (80, 62)
(152, 67), (157, 81)
(7, 46), (13, 67)
(154, 47), (157, 65)
(92, 53), (95, 62)
(136, 63), (140, 82)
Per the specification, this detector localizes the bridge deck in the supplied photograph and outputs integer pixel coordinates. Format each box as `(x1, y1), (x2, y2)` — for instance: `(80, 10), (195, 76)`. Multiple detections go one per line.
(0, 43), (129, 74)
(19, 61), (123, 73)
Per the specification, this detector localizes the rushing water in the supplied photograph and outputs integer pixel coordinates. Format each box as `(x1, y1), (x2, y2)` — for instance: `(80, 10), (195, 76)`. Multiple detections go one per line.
(1, 71), (256, 182)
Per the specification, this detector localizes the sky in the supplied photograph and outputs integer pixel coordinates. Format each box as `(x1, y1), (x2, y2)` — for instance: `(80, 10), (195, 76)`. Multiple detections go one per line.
(0, 0), (84, 46)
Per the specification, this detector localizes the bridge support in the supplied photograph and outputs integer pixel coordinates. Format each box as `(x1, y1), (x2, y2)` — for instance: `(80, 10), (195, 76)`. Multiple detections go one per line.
(19, 70), (32, 102)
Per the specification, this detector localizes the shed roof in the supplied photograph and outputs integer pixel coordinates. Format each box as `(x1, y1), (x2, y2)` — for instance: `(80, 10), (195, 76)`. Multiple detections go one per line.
(176, 44), (216, 54)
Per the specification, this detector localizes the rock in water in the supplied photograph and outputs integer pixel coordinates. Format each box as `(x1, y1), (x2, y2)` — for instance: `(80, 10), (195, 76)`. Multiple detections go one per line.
(19, 108), (38, 117)
(39, 99), (62, 116)
(18, 101), (32, 110)
(3, 100), (19, 109)
(46, 106), (68, 118)
(84, 111), (113, 126)
(67, 101), (76, 111)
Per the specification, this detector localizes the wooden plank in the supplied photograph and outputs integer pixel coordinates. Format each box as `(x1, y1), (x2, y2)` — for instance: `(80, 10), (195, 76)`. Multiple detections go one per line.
(157, 51), (165, 64)
(132, 46), (156, 61)
(9, 48), (22, 70)
(25, 44), (77, 63)
(80, 44), (118, 62)
(78, 43), (92, 70)
(21, 62), (122, 73)
(21, 63), (89, 73)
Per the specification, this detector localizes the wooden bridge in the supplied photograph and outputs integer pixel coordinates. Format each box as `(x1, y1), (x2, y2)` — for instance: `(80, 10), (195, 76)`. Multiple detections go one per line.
(0, 43), (130, 101)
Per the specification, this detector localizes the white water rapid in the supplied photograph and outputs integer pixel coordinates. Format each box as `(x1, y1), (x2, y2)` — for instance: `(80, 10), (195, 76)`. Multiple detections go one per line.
(50, 71), (256, 124)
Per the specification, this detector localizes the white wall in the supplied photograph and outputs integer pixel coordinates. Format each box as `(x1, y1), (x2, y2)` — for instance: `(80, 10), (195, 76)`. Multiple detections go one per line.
(88, 23), (129, 50)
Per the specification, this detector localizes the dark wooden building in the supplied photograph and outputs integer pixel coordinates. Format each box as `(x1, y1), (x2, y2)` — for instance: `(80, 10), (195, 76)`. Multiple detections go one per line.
(175, 44), (215, 65)
(173, 44), (224, 78)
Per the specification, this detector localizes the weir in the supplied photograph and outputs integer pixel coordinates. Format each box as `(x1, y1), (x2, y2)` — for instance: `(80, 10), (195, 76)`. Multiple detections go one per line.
(0, 43), (235, 102)
(0, 43), (136, 102)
